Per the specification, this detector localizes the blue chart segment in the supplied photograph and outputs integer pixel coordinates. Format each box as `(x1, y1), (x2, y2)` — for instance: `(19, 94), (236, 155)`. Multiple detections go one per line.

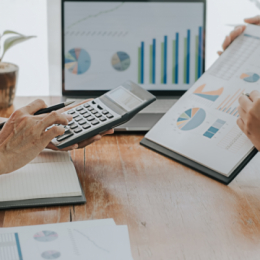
(177, 108), (206, 131)
(203, 119), (226, 139)
(111, 52), (131, 71)
(41, 251), (61, 259)
(240, 72), (260, 83)
(65, 48), (91, 75)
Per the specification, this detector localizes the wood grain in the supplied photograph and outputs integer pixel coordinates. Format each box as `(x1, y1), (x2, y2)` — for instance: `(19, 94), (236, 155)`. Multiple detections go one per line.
(1, 97), (260, 259)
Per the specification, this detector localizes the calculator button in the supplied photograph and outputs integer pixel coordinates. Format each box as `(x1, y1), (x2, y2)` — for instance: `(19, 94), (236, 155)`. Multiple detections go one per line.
(88, 107), (94, 111)
(67, 110), (75, 115)
(57, 132), (74, 142)
(83, 113), (91, 118)
(106, 113), (114, 119)
(97, 105), (103, 110)
(70, 124), (78, 129)
(68, 121), (74, 126)
(92, 110), (98, 114)
(102, 110), (109, 115)
(83, 124), (91, 130)
(80, 110), (88, 115)
(92, 100), (96, 105)
(75, 117), (82, 122)
(74, 128), (82, 133)
(91, 120), (100, 125)
(95, 113), (102, 118)
(73, 114), (79, 119)
(78, 120), (87, 125)
(76, 107), (83, 111)
(83, 103), (90, 108)
(100, 116), (107, 122)
(87, 116), (95, 121)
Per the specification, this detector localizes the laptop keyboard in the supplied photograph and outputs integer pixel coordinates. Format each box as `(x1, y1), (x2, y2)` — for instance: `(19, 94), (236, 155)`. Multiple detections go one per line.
(66, 98), (177, 114)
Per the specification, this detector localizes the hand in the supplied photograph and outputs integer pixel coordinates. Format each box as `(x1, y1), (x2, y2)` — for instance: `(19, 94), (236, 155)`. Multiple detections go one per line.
(0, 99), (72, 174)
(218, 15), (260, 56)
(45, 99), (114, 151)
(237, 91), (260, 151)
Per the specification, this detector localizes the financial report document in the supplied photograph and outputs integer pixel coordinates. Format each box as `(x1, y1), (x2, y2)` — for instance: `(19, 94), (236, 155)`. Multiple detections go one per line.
(145, 25), (260, 176)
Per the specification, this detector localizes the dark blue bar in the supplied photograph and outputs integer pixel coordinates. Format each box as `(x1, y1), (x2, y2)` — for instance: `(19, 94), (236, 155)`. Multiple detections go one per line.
(15, 233), (23, 260)
(203, 132), (214, 139)
(198, 26), (203, 78)
(141, 42), (144, 84)
(186, 30), (190, 84)
(164, 36), (167, 84)
(175, 33), (179, 84)
(208, 127), (219, 134)
(153, 39), (156, 84)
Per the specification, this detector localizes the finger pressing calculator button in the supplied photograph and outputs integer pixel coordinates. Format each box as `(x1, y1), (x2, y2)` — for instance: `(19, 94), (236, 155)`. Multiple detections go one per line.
(91, 120), (100, 125)
(83, 103), (90, 108)
(57, 132), (74, 142)
(83, 124), (91, 129)
(95, 113), (102, 118)
(75, 117), (82, 122)
(83, 113), (91, 118)
(87, 116), (95, 121)
(67, 110), (75, 115)
(80, 110), (88, 115)
(70, 124), (78, 129)
(74, 128), (82, 133)
(102, 110), (109, 115)
(106, 113), (114, 119)
(100, 116), (107, 122)
(92, 110), (98, 114)
(78, 120), (87, 125)
(76, 107), (83, 111)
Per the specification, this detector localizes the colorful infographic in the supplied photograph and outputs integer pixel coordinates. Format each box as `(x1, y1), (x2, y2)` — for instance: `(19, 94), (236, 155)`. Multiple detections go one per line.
(65, 48), (91, 75)
(177, 108), (206, 131)
(193, 84), (224, 101)
(111, 52), (131, 71)
(34, 231), (58, 242)
(240, 72), (260, 83)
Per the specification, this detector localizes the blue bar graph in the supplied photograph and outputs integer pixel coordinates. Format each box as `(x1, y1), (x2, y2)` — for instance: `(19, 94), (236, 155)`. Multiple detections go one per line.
(186, 30), (190, 84)
(15, 233), (23, 260)
(198, 26), (203, 78)
(153, 39), (156, 84)
(164, 36), (167, 84)
(141, 42), (144, 84)
(203, 119), (226, 139)
(175, 33), (179, 84)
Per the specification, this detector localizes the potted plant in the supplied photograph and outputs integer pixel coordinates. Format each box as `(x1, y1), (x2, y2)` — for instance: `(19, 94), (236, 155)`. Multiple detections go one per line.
(0, 31), (36, 108)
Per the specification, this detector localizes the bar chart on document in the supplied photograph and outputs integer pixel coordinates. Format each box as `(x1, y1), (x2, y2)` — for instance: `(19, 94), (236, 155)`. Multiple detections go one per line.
(64, 2), (204, 91)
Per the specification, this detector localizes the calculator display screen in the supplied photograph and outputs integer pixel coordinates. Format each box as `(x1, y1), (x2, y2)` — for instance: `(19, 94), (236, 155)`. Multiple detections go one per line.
(106, 87), (143, 111)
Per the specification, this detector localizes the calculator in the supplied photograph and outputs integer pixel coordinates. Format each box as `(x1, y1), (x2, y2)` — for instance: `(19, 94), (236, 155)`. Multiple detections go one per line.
(51, 81), (156, 149)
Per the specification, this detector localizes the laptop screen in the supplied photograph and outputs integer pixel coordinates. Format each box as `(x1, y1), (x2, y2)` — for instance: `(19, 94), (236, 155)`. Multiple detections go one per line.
(63, 1), (205, 94)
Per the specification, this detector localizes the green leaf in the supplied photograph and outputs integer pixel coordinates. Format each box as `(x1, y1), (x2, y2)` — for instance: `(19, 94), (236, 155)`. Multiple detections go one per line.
(2, 30), (24, 36)
(1, 35), (36, 61)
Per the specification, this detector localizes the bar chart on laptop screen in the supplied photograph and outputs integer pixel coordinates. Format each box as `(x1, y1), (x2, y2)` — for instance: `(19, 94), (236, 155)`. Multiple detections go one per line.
(64, 2), (204, 91)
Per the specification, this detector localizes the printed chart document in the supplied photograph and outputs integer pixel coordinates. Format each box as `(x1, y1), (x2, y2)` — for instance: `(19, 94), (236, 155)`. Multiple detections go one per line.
(145, 25), (260, 177)
(0, 150), (82, 202)
(0, 219), (133, 260)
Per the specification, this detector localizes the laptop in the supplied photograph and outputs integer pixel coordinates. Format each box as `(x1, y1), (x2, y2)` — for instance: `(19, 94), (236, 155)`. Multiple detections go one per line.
(62, 0), (206, 131)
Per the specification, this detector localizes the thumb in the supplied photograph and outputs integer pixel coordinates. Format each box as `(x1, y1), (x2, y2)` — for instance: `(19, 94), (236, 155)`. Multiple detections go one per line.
(244, 15), (260, 25)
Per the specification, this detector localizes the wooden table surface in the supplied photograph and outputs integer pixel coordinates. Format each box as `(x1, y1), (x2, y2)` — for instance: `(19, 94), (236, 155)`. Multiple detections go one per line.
(1, 97), (260, 260)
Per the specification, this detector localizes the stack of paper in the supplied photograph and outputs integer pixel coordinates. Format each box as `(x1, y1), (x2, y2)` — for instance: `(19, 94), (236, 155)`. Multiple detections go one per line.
(0, 219), (133, 260)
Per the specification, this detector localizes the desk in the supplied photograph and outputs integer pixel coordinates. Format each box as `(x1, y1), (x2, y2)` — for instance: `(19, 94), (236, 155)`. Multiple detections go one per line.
(1, 97), (260, 259)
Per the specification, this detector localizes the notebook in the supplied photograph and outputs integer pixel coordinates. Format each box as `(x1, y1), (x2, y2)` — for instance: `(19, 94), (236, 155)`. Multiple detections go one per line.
(0, 150), (86, 209)
(141, 24), (260, 184)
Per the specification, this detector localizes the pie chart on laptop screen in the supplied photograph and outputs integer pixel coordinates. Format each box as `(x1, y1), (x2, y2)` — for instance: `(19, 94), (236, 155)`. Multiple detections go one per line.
(177, 108), (206, 131)
(65, 48), (91, 75)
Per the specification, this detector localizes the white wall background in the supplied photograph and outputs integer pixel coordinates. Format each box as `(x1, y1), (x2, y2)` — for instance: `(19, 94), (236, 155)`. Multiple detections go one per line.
(0, 0), (259, 96)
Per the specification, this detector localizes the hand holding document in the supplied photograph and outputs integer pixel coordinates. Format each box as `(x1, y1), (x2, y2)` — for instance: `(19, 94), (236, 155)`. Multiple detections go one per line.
(0, 219), (133, 260)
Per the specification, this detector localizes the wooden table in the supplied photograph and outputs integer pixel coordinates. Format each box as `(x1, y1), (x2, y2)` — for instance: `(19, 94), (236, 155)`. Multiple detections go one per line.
(1, 97), (260, 259)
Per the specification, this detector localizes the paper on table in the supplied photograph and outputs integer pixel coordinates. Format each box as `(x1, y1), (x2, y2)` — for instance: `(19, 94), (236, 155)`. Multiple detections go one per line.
(0, 150), (82, 202)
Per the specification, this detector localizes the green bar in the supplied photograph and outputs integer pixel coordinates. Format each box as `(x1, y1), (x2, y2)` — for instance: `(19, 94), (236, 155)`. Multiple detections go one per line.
(172, 40), (176, 84)
(138, 47), (141, 83)
(150, 45), (153, 84)
(195, 35), (199, 81)
(183, 38), (187, 84)
(161, 42), (164, 84)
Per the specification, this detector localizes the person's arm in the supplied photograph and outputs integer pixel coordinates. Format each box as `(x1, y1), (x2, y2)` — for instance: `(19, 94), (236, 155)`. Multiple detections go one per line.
(218, 15), (260, 55)
(0, 99), (72, 175)
(237, 91), (260, 151)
